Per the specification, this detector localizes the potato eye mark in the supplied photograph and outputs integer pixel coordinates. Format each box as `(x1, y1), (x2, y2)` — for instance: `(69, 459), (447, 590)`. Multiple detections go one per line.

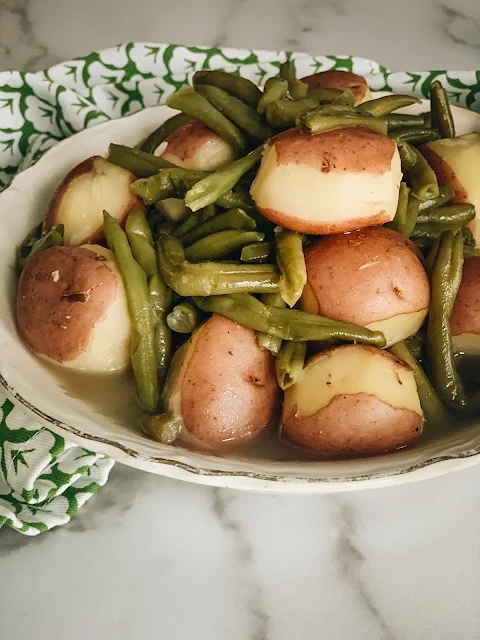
(248, 375), (264, 386)
(392, 285), (404, 300)
(62, 292), (89, 303)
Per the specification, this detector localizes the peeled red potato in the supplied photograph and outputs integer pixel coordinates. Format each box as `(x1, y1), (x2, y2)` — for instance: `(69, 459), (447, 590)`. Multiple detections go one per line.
(17, 245), (131, 372)
(421, 134), (480, 245)
(161, 120), (237, 171)
(450, 256), (480, 354)
(281, 345), (424, 456)
(300, 227), (430, 347)
(162, 314), (280, 451)
(250, 127), (402, 234)
(44, 156), (143, 246)
(300, 70), (373, 105)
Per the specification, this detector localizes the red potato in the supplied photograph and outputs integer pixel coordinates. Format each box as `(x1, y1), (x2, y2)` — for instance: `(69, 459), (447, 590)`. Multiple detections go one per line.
(281, 345), (424, 456)
(300, 227), (430, 347)
(421, 134), (480, 245)
(161, 120), (237, 171)
(162, 314), (280, 451)
(450, 256), (480, 354)
(300, 70), (373, 105)
(44, 156), (143, 246)
(17, 245), (131, 372)
(250, 127), (402, 235)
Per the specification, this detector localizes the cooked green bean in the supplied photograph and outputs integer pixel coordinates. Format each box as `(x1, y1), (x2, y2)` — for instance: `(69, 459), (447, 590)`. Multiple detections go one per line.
(256, 293), (286, 355)
(266, 97), (320, 127)
(125, 208), (158, 278)
(184, 230), (265, 262)
(155, 198), (190, 223)
(193, 294), (386, 347)
(307, 88), (344, 102)
(172, 204), (217, 239)
(386, 182), (409, 234)
(361, 94), (421, 116)
(462, 226), (475, 246)
(216, 190), (252, 209)
(142, 413), (182, 444)
(181, 208), (257, 246)
(290, 79), (309, 100)
(299, 112), (388, 135)
(167, 85), (247, 153)
(241, 241), (275, 263)
(196, 84), (273, 141)
(193, 70), (262, 108)
(408, 147), (440, 200)
(103, 211), (158, 412)
(184, 146), (263, 212)
(411, 222), (463, 240)
(389, 341), (449, 425)
(416, 204), (475, 226)
(166, 301), (200, 333)
(132, 168), (209, 205)
(426, 230), (468, 410)
(108, 144), (174, 177)
(156, 221), (177, 236)
(307, 103), (360, 119)
(418, 185), (455, 211)
(430, 80), (455, 138)
(423, 111), (432, 128)
(157, 235), (279, 296)
(149, 273), (173, 387)
(16, 224), (64, 274)
(275, 228), (306, 307)
(403, 191), (421, 238)
(276, 341), (307, 389)
(257, 77), (289, 115)
(386, 113), (425, 130)
(390, 128), (441, 145)
(140, 113), (194, 154)
(333, 89), (356, 107)
(397, 139), (418, 172)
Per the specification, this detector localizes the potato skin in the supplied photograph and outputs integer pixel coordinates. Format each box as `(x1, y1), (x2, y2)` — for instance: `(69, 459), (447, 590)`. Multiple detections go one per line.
(300, 70), (371, 105)
(179, 315), (280, 450)
(450, 257), (480, 336)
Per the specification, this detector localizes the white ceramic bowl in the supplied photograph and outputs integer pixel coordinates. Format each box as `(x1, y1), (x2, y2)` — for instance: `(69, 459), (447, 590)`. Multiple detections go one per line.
(1, 99), (480, 493)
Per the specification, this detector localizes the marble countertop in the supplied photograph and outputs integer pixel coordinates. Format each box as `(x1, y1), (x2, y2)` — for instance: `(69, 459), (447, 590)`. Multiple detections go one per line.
(1, 1), (480, 638)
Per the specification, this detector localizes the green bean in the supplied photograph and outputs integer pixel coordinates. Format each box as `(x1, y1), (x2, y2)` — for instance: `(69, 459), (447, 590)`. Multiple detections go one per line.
(167, 85), (247, 153)
(196, 84), (273, 141)
(142, 413), (182, 444)
(276, 341), (307, 389)
(103, 211), (158, 412)
(386, 182), (409, 234)
(307, 88), (344, 102)
(290, 79), (309, 100)
(181, 208), (257, 246)
(125, 208), (158, 278)
(397, 140), (418, 172)
(185, 230), (265, 262)
(306, 103), (360, 119)
(404, 333), (425, 362)
(403, 191), (421, 238)
(156, 221), (176, 236)
(386, 113), (425, 130)
(390, 128), (441, 145)
(16, 224), (64, 274)
(172, 204), (217, 239)
(256, 293), (286, 355)
(408, 147), (440, 200)
(193, 294), (386, 347)
(166, 301), (200, 333)
(155, 198), (190, 223)
(416, 204), (475, 227)
(275, 229), (306, 307)
(426, 230), (468, 410)
(157, 234), (279, 296)
(430, 80), (455, 138)
(361, 94), (421, 116)
(418, 185), (455, 212)
(299, 112), (388, 135)
(184, 146), (263, 212)
(333, 89), (356, 107)
(140, 113), (194, 154)
(107, 144), (174, 177)
(16, 222), (43, 273)
(216, 190), (252, 209)
(411, 222), (464, 240)
(132, 168), (209, 205)
(389, 341), (449, 425)
(149, 274), (173, 386)
(241, 241), (275, 263)
(257, 77), (289, 115)
(462, 226), (475, 246)
(266, 97), (320, 127)
(193, 69), (262, 108)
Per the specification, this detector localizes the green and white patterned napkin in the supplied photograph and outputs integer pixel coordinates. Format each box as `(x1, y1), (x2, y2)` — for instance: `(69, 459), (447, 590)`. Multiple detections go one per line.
(1, 43), (479, 534)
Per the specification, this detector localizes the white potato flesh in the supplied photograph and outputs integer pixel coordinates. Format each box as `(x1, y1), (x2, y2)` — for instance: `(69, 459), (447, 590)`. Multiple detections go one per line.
(366, 309), (429, 348)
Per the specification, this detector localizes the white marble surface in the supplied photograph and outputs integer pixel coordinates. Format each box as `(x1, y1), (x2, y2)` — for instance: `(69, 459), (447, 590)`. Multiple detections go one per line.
(1, 1), (480, 638)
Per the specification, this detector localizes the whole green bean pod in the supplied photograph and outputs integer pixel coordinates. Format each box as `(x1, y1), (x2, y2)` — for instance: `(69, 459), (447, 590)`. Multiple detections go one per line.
(103, 211), (158, 412)
(16, 224), (64, 274)
(389, 341), (449, 425)
(386, 113), (425, 130)
(193, 294), (386, 346)
(166, 301), (200, 333)
(412, 222), (465, 240)
(196, 84), (273, 141)
(430, 80), (455, 138)
(132, 168), (209, 205)
(256, 293), (286, 355)
(125, 208), (158, 277)
(275, 340), (307, 389)
(390, 128), (441, 145)
(386, 182), (409, 234)
(181, 208), (257, 246)
(108, 143), (174, 177)
(184, 146), (263, 212)
(193, 69), (262, 108)
(257, 77), (289, 115)
(418, 185), (455, 212)
(397, 140), (418, 172)
(333, 89), (356, 107)
(167, 85), (247, 153)
(172, 204), (217, 239)
(141, 413), (182, 444)
(462, 226), (475, 247)
(216, 190), (252, 209)
(416, 204), (475, 227)
(140, 113), (194, 154)
(361, 94), (421, 116)
(149, 274), (173, 387)
(408, 147), (440, 200)
(241, 241), (275, 263)
(266, 97), (320, 127)
(403, 191), (421, 238)
(307, 88), (344, 102)
(299, 112), (388, 135)
(275, 228), (307, 307)
(184, 230), (265, 262)
(157, 235), (279, 296)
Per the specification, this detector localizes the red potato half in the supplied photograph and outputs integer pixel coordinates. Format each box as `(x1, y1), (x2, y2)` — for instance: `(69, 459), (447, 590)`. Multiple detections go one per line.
(300, 70), (373, 105)
(250, 127), (402, 235)
(161, 120), (237, 171)
(281, 345), (424, 456)
(450, 256), (480, 354)
(421, 133), (480, 245)
(17, 245), (131, 372)
(162, 314), (280, 451)
(44, 156), (143, 246)
(300, 227), (430, 347)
